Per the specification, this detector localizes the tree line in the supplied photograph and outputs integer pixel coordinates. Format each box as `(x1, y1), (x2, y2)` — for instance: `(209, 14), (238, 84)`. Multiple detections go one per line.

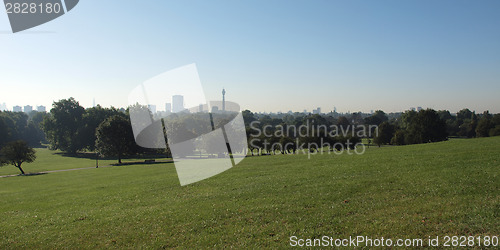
(373, 109), (500, 146)
(2, 97), (500, 171)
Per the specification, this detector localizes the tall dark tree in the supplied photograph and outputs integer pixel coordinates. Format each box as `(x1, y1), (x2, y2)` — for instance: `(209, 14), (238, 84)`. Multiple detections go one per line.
(0, 140), (36, 175)
(476, 116), (493, 137)
(374, 121), (395, 146)
(78, 105), (125, 151)
(0, 115), (12, 147)
(95, 116), (137, 164)
(29, 111), (49, 144)
(405, 109), (448, 144)
(391, 130), (407, 145)
(42, 98), (85, 154)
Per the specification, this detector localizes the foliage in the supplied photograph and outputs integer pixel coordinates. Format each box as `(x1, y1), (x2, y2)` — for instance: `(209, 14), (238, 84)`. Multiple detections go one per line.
(42, 98), (85, 154)
(476, 116), (493, 137)
(95, 115), (137, 164)
(0, 140), (36, 174)
(364, 110), (388, 126)
(403, 109), (448, 144)
(0, 111), (45, 147)
(391, 130), (406, 145)
(373, 121), (394, 146)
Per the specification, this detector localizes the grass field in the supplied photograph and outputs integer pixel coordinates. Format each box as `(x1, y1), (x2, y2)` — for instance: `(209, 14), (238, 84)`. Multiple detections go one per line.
(0, 149), (170, 176)
(0, 137), (499, 248)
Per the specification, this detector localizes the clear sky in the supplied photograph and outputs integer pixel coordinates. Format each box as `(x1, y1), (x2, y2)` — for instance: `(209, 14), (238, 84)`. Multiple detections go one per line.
(1, 0), (499, 113)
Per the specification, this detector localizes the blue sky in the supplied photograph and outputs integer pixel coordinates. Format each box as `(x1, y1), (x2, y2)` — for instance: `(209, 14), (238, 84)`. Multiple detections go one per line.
(1, 0), (499, 113)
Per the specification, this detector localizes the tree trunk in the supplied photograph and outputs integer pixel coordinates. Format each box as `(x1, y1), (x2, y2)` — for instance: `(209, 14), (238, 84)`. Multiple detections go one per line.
(16, 164), (25, 175)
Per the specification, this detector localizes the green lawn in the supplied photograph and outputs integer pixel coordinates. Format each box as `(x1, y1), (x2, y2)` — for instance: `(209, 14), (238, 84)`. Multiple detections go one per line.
(0, 137), (498, 248)
(0, 148), (170, 176)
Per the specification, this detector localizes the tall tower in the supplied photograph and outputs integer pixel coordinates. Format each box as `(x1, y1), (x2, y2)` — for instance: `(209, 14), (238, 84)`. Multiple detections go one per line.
(222, 88), (226, 111)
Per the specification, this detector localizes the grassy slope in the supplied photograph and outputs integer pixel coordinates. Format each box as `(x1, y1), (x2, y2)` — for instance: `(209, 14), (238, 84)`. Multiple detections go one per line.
(0, 137), (498, 248)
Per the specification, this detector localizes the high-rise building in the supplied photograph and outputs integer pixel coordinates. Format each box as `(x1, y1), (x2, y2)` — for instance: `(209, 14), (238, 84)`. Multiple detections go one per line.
(165, 103), (171, 113)
(13, 105), (22, 112)
(147, 104), (157, 114)
(24, 105), (33, 113)
(0, 103), (6, 111)
(222, 88), (226, 111)
(199, 104), (204, 113)
(172, 95), (184, 113)
(37, 106), (46, 112)
(313, 107), (321, 114)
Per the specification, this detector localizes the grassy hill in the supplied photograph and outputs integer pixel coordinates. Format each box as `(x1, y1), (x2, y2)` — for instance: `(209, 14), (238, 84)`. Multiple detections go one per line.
(0, 137), (498, 248)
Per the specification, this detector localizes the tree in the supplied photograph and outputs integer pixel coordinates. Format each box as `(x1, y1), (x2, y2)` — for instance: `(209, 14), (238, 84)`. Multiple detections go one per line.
(391, 130), (406, 145)
(42, 98), (85, 154)
(364, 110), (388, 126)
(0, 140), (36, 175)
(0, 115), (12, 147)
(405, 109), (448, 144)
(279, 136), (296, 154)
(476, 116), (493, 137)
(374, 121), (395, 146)
(78, 105), (125, 151)
(337, 116), (350, 130)
(95, 116), (137, 164)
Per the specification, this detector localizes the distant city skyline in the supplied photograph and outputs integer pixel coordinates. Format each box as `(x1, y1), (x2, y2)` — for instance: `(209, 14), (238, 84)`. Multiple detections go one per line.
(1, 1), (499, 113)
(0, 98), (477, 116)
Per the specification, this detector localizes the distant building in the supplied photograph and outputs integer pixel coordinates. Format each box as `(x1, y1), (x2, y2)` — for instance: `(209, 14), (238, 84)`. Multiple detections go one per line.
(13, 105), (22, 112)
(417, 107), (423, 111)
(37, 105), (46, 112)
(211, 106), (219, 113)
(172, 95), (184, 113)
(410, 107), (416, 111)
(199, 104), (204, 113)
(165, 103), (171, 113)
(0, 103), (6, 111)
(222, 88), (226, 111)
(147, 104), (157, 114)
(24, 105), (33, 113)
(313, 107), (321, 114)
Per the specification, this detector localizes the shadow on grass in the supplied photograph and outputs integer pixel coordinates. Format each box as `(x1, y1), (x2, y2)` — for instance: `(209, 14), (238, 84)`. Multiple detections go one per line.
(0, 172), (48, 178)
(54, 152), (172, 161)
(54, 152), (114, 160)
(111, 160), (174, 167)
(22, 172), (48, 177)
